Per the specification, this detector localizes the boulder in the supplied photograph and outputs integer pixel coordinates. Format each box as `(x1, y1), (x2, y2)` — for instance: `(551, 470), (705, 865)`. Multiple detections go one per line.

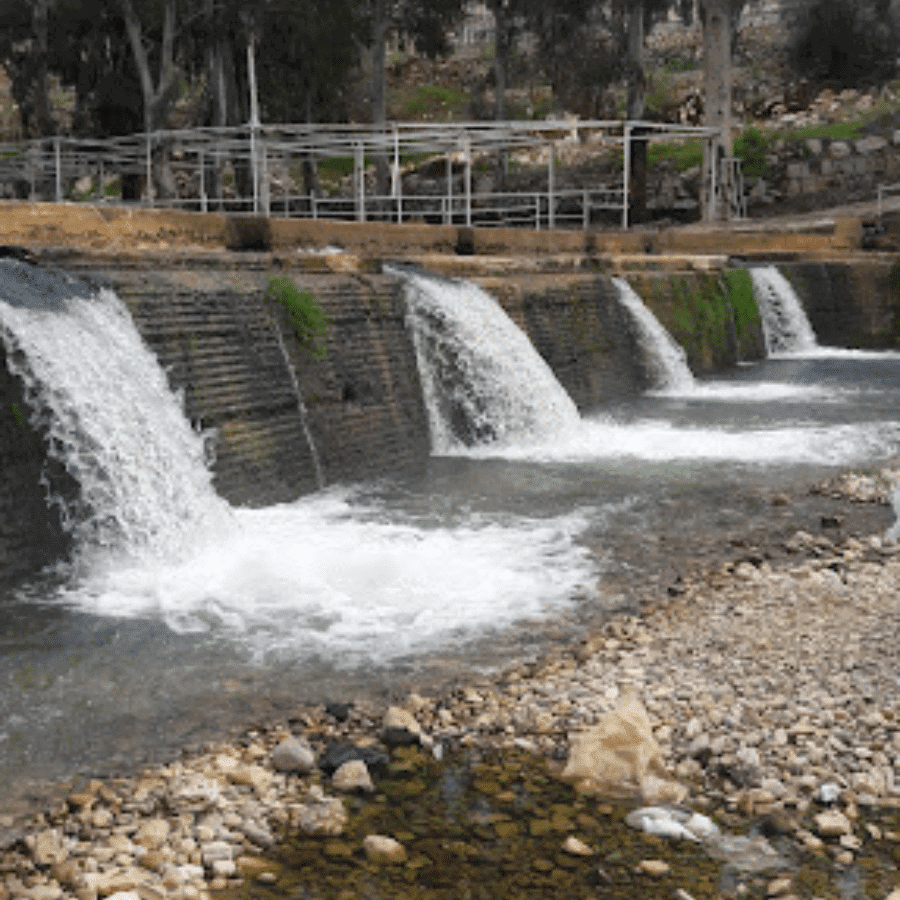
(271, 738), (316, 774)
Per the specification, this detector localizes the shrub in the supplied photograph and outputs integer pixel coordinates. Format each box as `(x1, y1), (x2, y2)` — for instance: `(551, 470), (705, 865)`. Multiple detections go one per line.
(733, 126), (768, 179)
(266, 277), (328, 356)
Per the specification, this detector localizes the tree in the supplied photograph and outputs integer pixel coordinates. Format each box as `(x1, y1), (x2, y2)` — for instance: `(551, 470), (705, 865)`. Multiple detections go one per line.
(362, 0), (466, 195)
(789, 0), (898, 86)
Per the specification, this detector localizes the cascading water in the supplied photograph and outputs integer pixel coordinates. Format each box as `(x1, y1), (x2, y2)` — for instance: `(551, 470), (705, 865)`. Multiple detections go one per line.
(399, 268), (581, 452)
(749, 265), (819, 355)
(0, 259), (594, 661)
(612, 277), (696, 392)
(0, 260), (231, 566)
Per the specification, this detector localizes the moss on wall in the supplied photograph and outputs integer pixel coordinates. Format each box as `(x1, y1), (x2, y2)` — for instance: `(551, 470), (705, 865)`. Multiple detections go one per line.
(628, 271), (763, 375)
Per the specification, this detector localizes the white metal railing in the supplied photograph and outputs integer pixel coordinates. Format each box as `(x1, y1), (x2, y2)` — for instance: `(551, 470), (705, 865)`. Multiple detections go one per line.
(0, 119), (720, 229)
(877, 182), (900, 219)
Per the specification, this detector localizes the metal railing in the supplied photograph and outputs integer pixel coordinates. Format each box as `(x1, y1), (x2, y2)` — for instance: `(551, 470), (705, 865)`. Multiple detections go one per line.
(0, 119), (721, 229)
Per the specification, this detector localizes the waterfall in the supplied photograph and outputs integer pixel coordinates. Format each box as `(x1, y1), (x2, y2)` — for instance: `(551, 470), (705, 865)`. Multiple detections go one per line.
(612, 277), (696, 392)
(749, 265), (818, 355)
(398, 269), (581, 453)
(0, 260), (230, 565)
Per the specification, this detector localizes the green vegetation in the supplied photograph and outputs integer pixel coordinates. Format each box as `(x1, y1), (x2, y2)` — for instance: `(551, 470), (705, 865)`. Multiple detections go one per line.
(724, 268), (763, 354)
(647, 138), (703, 172)
(664, 54), (695, 74)
(265, 277), (328, 357)
(10, 402), (25, 429)
(733, 126), (768, 179)
(401, 84), (468, 119)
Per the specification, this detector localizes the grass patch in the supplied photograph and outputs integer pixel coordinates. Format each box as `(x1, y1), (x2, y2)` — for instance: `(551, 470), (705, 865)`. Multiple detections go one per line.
(266, 277), (328, 357)
(647, 138), (703, 172)
(401, 84), (468, 119)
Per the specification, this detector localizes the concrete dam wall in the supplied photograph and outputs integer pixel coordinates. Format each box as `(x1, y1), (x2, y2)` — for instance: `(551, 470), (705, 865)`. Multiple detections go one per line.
(3, 248), (898, 585)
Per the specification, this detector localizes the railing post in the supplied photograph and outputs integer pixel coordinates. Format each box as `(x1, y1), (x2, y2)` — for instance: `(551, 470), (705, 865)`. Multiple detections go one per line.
(355, 141), (365, 222)
(622, 123), (631, 229)
(199, 149), (207, 213)
(547, 141), (556, 230)
(97, 157), (104, 201)
(446, 147), (454, 225)
(53, 136), (62, 202)
(463, 135), (472, 227)
(582, 188), (589, 230)
(145, 132), (153, 205)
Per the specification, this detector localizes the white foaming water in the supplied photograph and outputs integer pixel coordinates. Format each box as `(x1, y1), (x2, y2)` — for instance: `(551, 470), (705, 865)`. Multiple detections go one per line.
(461, 417), (900, 466)
(612, 277), (696, 392)
(57, 491), (596, 662)
(749, 266), (819, 355)
(400, 269), (581, 452)
(0, 276), (596, 661)
(0, 287), (231, 562)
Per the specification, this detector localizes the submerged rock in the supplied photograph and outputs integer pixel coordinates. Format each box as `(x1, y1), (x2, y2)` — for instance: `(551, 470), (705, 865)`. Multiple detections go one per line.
(362, 835), (407, 864)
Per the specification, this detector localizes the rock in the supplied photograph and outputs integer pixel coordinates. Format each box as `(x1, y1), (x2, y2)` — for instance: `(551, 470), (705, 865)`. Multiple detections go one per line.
(200, 841), (233, 866)
(319, 742), (389, 776)
(381, 706), (427, 747)
(239, 821), (275, 849)
(228, 764), (273, 793)
(134, 820), (169, 850)
(816, 782), (841, 805)
(637, 859), (670, 876)
(362, 835), (407, 864)
(28, 830), (68, 867)
(270, 739), (316, 774)
(813, 809), (852, 838)
(767, 876), (793, 896)
(331, 760), (374, 793)
(291, 797), (347, 836)
(562, 836), (594, 856)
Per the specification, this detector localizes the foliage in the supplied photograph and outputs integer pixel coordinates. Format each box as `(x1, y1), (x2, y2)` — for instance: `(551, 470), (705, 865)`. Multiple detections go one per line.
(401, 84), (468, 118)
(789, 0), (899, 87)
(733, 126), (768, 178)
(266, 278), (328, 356)
(647, 138), (703, 172)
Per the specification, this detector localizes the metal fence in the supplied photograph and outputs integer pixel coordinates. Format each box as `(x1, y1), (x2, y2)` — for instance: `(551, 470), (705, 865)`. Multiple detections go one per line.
(0, 119), (722, 229)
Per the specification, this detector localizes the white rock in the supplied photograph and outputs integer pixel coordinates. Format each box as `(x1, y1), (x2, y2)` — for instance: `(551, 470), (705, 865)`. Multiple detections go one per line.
(332, 760), (374, 793)
(270, 739), (316, 773)
(362, 835), (407, 864)
(814, 809), (852, 837)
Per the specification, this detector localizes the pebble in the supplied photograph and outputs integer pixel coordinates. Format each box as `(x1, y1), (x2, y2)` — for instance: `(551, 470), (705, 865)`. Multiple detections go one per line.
(5, 467), (900, 899)
(362, 835), (407, 864)
(637, 859), (670, 876)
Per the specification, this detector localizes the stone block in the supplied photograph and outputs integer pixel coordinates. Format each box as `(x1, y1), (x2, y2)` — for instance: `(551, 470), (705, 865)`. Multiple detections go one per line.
(855, 135), (887, 154)
(829, 141), (852, 159)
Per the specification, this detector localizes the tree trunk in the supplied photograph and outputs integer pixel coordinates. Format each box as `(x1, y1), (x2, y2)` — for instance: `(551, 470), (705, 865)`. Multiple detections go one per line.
(31, 0), (53, 137)
(371, 0), (390, 199)
(626, 0), (647, 225)
(489, 0), (509, 181)
(700, 0), (733, 221)
(119, 0), (178, 198)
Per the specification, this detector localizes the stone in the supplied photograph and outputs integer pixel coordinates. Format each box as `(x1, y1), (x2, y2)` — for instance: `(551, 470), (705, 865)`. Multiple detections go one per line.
(270, 739), (315, 774)
(381, 706), (429, 747)
(767, 876), (793, 896)
(637, 859), (670, 876)
(362, 835), (407, 864)
(829, 141), (852, 159)
(200, 842), (233, 866)
(228, 765), (273, 794)
(134, 820), (169, 850)
(319, 742), (389, 776)
(331, 760), (374, 793)
(814, 809), (852, 837)
(291, 797), (347, 836)
(562, 836), (594, 856)
(29, 830), (68, 867)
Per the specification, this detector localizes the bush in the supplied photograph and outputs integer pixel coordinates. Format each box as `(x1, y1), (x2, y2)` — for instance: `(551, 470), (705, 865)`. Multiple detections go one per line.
(790, 0), (898, 86)
(733, 126), (768, 179)
(266, 277), (327, 356)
